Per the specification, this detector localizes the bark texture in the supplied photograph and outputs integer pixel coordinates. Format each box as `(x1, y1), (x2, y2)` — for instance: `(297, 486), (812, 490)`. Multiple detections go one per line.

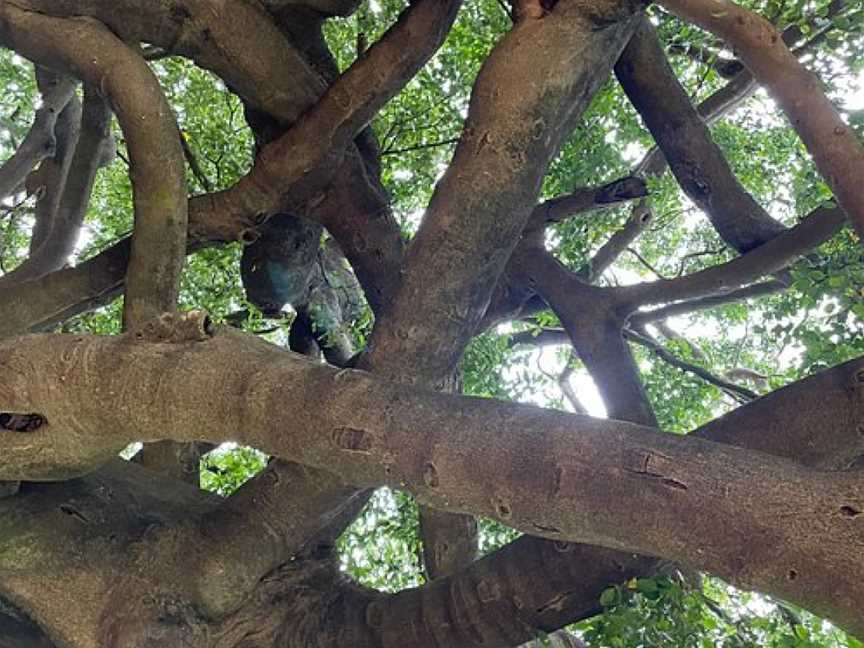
(0, 0), (861, 645)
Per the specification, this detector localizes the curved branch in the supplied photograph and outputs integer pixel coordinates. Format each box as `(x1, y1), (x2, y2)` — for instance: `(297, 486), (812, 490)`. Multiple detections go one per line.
(657, 0), (864, 240)
(617, 205), (846, 311)
(0, 8), (189, 325)
(525, 175), (648, 231)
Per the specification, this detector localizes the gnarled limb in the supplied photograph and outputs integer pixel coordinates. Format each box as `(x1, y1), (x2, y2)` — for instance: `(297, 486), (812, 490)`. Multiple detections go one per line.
(510, 240), (657, 425)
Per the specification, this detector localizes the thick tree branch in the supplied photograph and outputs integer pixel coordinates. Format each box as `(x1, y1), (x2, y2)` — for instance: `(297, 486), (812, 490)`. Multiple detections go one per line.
(510, 240), (658, 425)
(360, 1), (642, 579)
(616, 17), (786, 252)
(657, 0), (864, 240)
(0, 323), (862, 635)
(200, 0), (463, 240)
(365, 1), (642, 383)
(335, 354), (864, 646)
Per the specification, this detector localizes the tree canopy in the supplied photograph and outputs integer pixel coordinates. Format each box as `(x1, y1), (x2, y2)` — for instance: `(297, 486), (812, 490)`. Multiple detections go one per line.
(0, 0), (863, 646)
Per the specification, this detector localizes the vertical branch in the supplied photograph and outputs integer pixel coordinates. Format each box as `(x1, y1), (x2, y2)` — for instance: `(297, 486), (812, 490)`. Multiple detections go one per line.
(0, 67), (76, 202)
(27, 68), (81, 256)
(12, 85), (113, 281)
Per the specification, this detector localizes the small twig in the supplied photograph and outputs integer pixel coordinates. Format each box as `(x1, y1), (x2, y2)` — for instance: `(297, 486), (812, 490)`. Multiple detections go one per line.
(179, 131), (214, 192)
(627, 247), (670, 280)
(625, 327), (758, 402)
(381, 137), (460, 157)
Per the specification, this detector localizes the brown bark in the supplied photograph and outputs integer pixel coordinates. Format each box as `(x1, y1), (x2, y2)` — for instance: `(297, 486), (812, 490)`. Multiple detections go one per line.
(616, 17), (786, 253)
(658, 0), (864, 240)
(0, 0), (861, 645)
(1, 323), (863, 637)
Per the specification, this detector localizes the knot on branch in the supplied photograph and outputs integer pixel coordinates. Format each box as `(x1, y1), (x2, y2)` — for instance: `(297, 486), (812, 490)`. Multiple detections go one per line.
(130, 310), (214, 343)
(597, 176), (648, 203)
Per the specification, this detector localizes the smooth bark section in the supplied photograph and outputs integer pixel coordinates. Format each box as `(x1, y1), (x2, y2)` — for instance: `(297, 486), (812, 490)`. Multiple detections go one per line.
(2, 324), (863, 635)
(658, 0), (864, 240)
(0, 8), (188, 325)
(616, 18), (785, 252)
(15, 0), (326, 127)
(365, 1), (642, 384)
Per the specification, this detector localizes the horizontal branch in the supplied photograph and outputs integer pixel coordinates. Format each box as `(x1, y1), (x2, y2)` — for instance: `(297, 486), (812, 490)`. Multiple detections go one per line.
(525, 175), (648, 231)
(1, 319), (861, 634)
(617, 205), (846, 311)
(628, 279), (786, 327)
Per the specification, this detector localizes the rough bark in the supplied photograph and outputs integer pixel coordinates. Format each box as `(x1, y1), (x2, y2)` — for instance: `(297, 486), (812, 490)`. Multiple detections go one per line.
(0, 0), (861, 645)
(1, 323), (863, 638)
